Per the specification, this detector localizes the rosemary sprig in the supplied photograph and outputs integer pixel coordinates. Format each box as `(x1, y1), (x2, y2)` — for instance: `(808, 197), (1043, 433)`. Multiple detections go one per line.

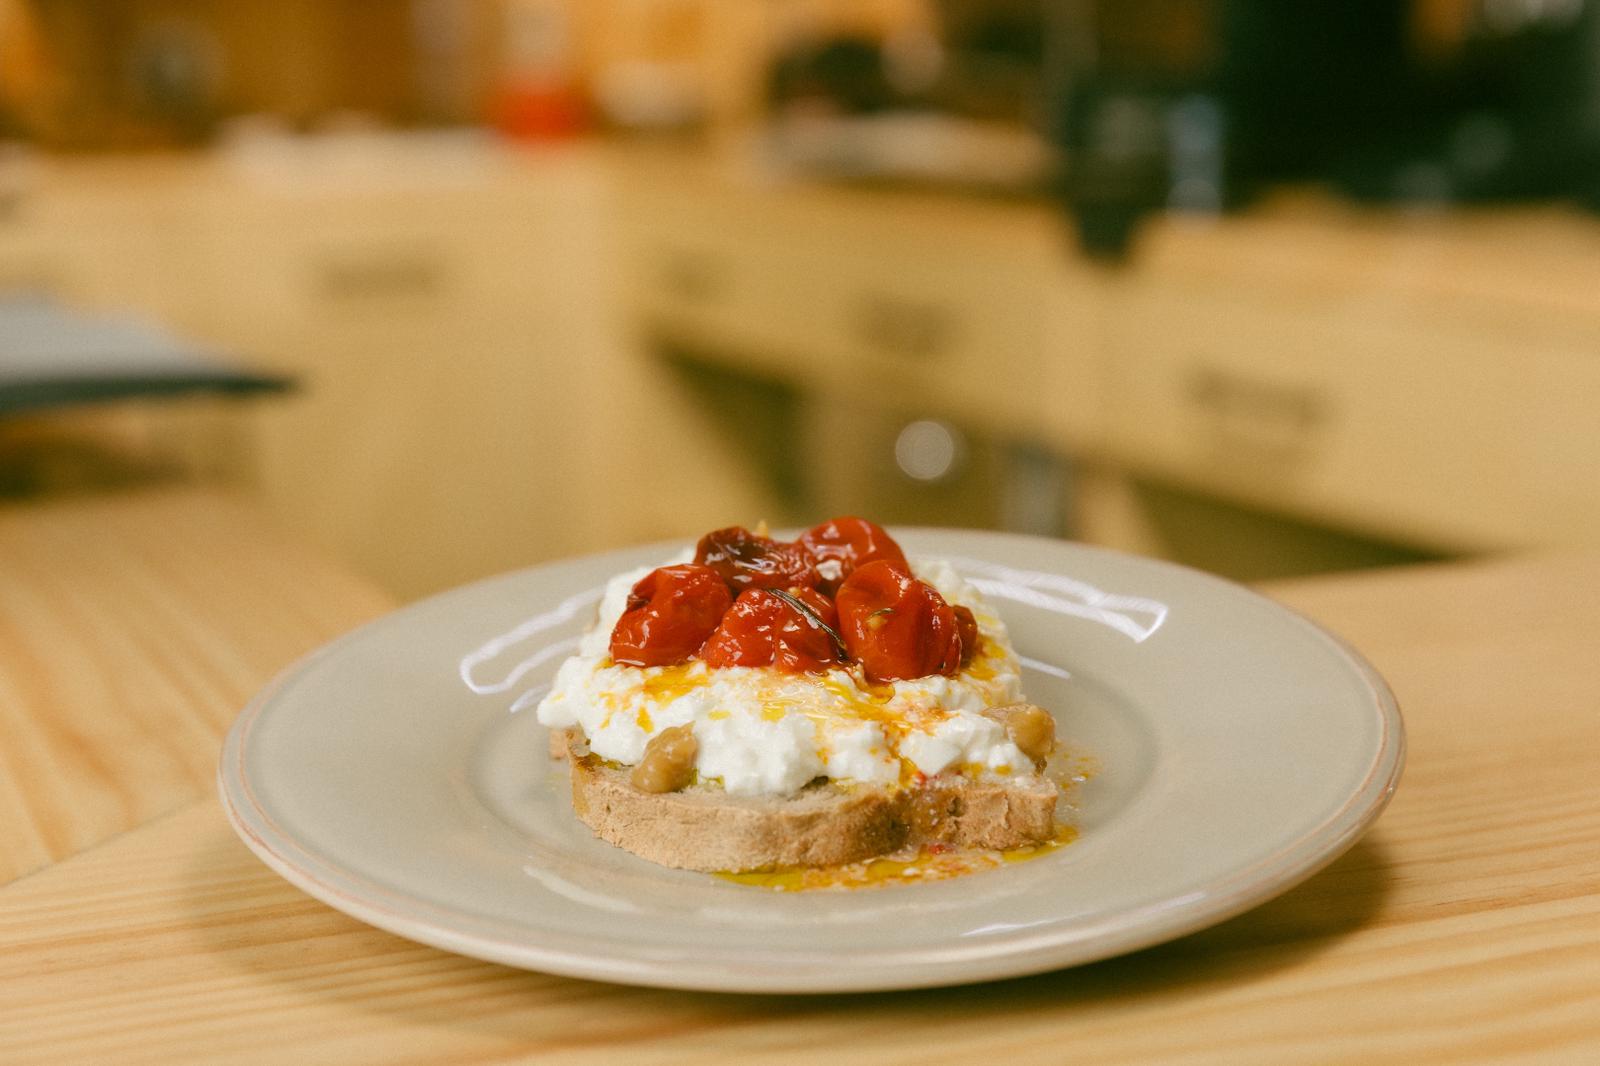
(769, 588), (850, 660)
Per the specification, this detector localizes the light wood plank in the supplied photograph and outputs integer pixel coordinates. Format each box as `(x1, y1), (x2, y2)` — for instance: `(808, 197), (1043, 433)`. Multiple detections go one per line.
(0, 792), (1593, 1064)
(2, 551), (1597, 1064)
(0, 490), (393, 884)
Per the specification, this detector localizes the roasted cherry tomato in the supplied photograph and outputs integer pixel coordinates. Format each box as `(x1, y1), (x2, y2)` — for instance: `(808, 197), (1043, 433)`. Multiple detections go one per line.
(694, 526), (819, 592)
(609, 564), (733, 667)
(835, 560), (962, 682)
(700, 587), (844, 673)
(953, 604), (980, 667)
(799, 515), (908, 594)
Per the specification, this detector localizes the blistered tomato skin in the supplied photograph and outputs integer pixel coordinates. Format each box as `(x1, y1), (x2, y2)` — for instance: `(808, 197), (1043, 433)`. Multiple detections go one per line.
(609, 564), (734, 668)
(835, 560), (963, 683)
(799, 516), (908, 594)
(694, 526), (820, 592)
(953, 605), (980, 667)
(701, 587), (843, 673)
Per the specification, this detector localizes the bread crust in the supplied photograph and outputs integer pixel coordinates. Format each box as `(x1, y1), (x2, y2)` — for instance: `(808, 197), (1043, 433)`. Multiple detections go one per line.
(554, 729), (1058, 872)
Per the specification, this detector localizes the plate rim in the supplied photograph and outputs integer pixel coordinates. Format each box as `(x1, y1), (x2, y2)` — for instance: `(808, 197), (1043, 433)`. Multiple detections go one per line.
(218, 531), (1406, 993)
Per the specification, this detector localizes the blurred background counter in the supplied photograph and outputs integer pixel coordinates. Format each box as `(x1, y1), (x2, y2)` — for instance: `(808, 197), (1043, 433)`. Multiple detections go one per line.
(613, 144), (1600, 580)
(4, 139), (650, 597)
(5, 0), (1600, 598)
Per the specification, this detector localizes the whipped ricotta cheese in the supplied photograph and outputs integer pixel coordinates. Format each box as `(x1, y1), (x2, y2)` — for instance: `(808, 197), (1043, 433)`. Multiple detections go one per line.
(536, 556), (1033, 797)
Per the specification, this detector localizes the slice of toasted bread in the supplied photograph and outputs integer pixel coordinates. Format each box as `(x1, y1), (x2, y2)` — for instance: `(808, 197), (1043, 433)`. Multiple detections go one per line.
(553, 729), (1058, 872)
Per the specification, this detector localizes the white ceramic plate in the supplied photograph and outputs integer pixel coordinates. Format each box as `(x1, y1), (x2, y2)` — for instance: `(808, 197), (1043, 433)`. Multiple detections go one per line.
(219, 530), (1403, 994)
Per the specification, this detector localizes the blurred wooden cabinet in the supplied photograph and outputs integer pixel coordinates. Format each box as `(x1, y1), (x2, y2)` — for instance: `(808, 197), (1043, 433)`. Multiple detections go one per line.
(14, 146), (1600, 589)
(181, 150), (637, 598)
(616, 159), (1600, 561)
(1108, 213), (1600, 553)
(616, 154), (1109, 524)
(1, 165), (265, 499)
(4, 149), (656, 598)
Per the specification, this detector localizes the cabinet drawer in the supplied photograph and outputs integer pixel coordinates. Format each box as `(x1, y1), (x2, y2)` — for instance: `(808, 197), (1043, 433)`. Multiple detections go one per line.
(622, 192), (819, 377)
(193, 178), (589, 341)
(621, 180), (1083, 442)
(810, 234), (1050, 429)
(199, 197), (460, 328)
(1105, 283), (1590, 549)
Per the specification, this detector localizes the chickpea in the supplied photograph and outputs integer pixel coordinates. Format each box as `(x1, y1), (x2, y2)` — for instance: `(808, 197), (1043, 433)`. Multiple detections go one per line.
(630, 724), (699, 793)
(984, 703), (1056, 769)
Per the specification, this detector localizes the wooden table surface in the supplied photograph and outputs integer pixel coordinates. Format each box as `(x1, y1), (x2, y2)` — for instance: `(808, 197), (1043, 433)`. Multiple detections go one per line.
(2, 490), (1597, 1065)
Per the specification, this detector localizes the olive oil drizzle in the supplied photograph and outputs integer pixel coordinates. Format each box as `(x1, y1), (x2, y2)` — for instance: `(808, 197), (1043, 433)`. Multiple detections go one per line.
(715, 824), (1079, 892)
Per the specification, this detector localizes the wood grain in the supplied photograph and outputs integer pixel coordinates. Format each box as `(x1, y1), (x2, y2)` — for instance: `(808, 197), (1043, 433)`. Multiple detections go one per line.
(3, 549), (1598, 1064)
(1, 799), (1594, 1066)
(0, 490), (392, 884)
